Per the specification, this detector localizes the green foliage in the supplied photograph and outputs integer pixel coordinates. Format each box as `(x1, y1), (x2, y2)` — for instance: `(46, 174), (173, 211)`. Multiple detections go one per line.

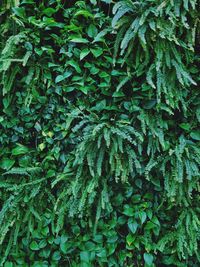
(0, 0), (200, 266)
(112, 0), (198, 109)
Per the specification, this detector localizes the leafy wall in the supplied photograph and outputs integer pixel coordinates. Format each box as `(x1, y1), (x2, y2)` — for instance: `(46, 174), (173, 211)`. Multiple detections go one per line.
(0, 0), (200, 266)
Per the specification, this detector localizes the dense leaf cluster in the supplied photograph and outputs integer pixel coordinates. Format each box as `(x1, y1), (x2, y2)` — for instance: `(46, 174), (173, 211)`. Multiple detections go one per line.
(0, 0), (200, 266)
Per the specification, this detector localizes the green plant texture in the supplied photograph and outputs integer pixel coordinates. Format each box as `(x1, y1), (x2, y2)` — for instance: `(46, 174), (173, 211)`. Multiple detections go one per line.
(0, 0), (200, 266)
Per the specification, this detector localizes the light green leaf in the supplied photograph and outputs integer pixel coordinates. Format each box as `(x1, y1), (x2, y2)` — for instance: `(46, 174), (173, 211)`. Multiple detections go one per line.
(144, 253), (153, 266)
(43, 8), (56, 17)
(80, 48), (90, 60)
(12, 144), (29, 156)
(90, 48), (103, 58)
(69, 38), (89, 43)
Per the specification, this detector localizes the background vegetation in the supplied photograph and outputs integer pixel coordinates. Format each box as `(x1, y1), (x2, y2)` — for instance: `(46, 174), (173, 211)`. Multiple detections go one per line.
(0, 0), (200, 266)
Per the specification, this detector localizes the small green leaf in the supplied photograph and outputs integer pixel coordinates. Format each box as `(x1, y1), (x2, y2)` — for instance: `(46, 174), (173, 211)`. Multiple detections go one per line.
(30, 241), (39, 251)
(179, 123), (191, 131)
(55, 71), (72, 83)
(74, 10), (94, 19)
(144, 100), (157, 109)
(144, 253), (153, 266)
(41, 226), (49, 236)
(0, 158), (15, 170)
(12, 144), (29, 156)
(79, 87), (88, 95)
(43, 8), (56, 17)
(123, 205), (134, 216)
(39, 143), (46, 151)
(87, 24), (98, 38)
(80, 48), (90, 60)
(90, 48), (103, 58)
(190, 130), (200, 141)
(55, 75), (65, 83)
(113, 91), (125, 97)
(139, 211), (147, 224)
(145, 221), (155, 230)
(80, 251), (90, 263)
(90, 0), (97, 4)
(126, 234), (135, 246)
(60, 242), (71, 254)
(69, 38), (89, 43)
(128, 221), (138, 234)
(12, 7), (25, 18)
(52, 251), (61, 261)
(39, 240), (47, 249)
(68, 60), (81, 73)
